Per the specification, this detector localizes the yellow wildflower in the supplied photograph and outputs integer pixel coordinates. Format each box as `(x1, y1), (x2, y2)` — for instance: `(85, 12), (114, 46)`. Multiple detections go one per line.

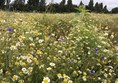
(22, 62), (26, 66)
(63, 78), (68, 83)
(83, 72), (87, 76)
(12, 75), (19, 81)
(15, 62), (19, 66)
(36, 50), (42, 54)
(57, 73), (63, 79)
(73, 70), (78, 76)
(18, 80), (24, 83)
(42, 77), (50, 83)
(82, 76), (87, 81)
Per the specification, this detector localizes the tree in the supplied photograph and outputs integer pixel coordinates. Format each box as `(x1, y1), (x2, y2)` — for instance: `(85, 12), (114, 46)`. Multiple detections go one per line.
(48, 3), (60, 13)
(94, 2), (103, 13)
(27, 0), (39, 7)
(60, 0), (66, 5)
(67, 0), (72, 6)
(38, 0), (46, 12)
(103, 5), (109, 13)
(94, 2), (98, 12)
(59, 0), (66, 12)
(67, 0), (73, 12)
(27, 0), (39, 11)
(12, 0), (26, 11)
(6, 0), (11, 10)
(100, 3), (103, 12)
(79, 1), (84, 7)
(111, 7), (118, 13)
(14, 0), (25, 4)
(0, 0), (5, 9)
(88, 0), (94, 11)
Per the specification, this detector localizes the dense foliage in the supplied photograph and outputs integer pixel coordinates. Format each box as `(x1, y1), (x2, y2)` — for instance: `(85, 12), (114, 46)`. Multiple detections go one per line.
(0, 9), (118, 83)
(0, 0), (116, 13)
(0, 0), (5, 9)
(111, 7), (118, 14)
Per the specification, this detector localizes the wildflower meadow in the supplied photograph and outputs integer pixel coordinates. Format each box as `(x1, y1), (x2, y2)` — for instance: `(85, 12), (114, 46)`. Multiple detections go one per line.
(0, 10), (118, 83)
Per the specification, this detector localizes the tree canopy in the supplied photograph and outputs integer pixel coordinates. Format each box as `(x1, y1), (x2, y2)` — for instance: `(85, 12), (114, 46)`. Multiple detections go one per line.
(111, 7), (118, 13)
(0, 0), (117, 14)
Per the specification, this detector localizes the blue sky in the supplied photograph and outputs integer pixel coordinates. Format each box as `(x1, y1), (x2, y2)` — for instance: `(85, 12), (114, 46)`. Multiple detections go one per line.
(11, 0), (118, 10)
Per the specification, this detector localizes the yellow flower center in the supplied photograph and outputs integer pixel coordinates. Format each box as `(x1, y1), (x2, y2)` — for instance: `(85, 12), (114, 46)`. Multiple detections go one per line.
(44, 79), (48, 83)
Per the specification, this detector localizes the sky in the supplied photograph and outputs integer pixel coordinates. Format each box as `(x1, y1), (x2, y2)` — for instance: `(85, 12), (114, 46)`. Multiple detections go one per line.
(11, 0), (118, 11)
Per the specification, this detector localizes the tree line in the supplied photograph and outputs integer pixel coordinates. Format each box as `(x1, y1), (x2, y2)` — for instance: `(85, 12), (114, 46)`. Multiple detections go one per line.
(0, 0), (118, 13)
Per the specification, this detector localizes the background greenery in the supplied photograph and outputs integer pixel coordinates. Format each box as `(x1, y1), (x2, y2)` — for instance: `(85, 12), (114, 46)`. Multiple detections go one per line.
(0, 0), (118, 13)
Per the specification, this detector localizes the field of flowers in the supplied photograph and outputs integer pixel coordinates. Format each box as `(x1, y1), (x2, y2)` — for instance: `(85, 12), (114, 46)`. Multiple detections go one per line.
(0, 11), (118, 83)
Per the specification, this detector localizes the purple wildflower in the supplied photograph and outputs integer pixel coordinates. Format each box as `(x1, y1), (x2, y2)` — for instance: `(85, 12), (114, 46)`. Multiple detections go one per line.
(101, 56), (105, 60)
(7, 28), (13, 32)
(95, 48), (99, 52)
(90, 70), (95, 74)
(61, 37), (64, 40)
(68, 60), (73, 64)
